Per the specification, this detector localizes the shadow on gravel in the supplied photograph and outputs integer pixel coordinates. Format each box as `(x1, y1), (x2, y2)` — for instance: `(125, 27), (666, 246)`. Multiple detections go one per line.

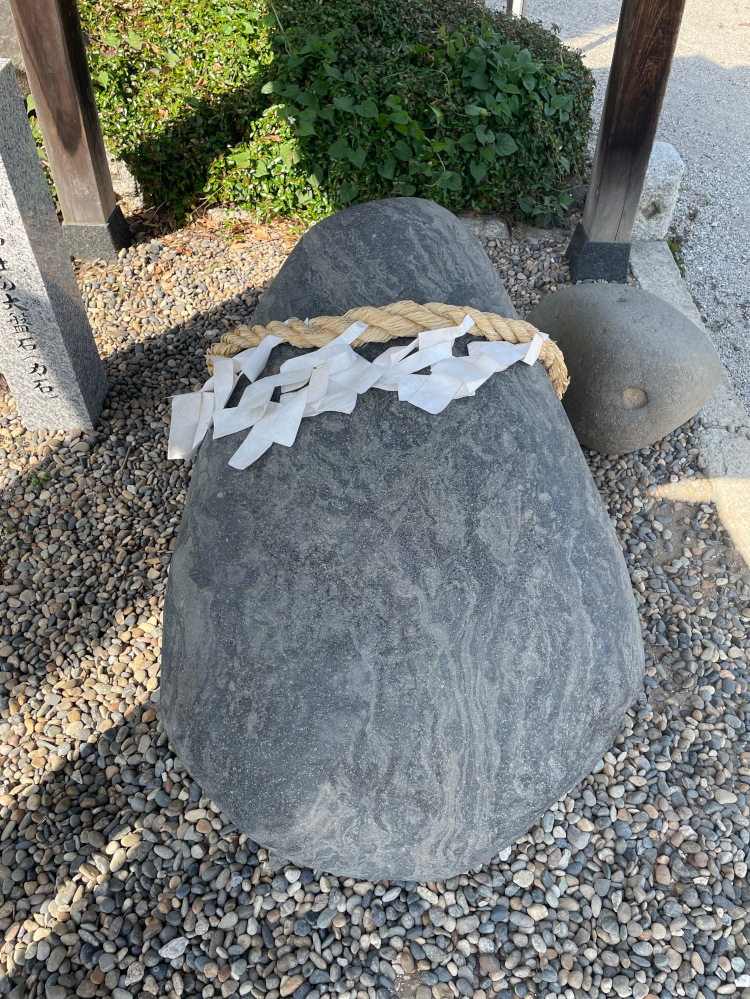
(0, 287), (278, 996)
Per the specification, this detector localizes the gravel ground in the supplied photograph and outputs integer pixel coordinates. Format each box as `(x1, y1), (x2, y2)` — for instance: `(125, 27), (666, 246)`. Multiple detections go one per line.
(0, 222), (749, 999)
(505, 1), (750, 411)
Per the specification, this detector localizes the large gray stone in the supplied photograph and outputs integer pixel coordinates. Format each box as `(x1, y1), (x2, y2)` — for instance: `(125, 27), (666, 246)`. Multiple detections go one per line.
(0, 60), (107, 429)
(528, 284), (722, 456)
(162, 197), (643, 881)
(254, 197), (517, 322)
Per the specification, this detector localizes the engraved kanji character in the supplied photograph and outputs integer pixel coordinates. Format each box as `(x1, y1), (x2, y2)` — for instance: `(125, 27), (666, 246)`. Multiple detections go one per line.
(1, 292), (26, 311)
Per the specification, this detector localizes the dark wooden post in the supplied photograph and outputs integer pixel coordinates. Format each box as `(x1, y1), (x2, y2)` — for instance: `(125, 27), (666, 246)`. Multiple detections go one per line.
(7, 0), (131, 259)
(567, 0), (687, 283)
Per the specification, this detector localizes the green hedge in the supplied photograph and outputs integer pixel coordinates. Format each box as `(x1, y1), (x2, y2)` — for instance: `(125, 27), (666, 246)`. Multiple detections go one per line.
(78, 0), (593, 223)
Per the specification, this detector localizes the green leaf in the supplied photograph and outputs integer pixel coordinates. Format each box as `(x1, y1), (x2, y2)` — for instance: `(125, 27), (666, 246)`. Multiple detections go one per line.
(101, 32), (121, 48)
(347, 145), (367, 169)
(377, 154), (396, 180)
(469, 72), (489, 90)
(354, 99), (379, 119)
(25, 94), (35, 113)
(165, 50), (179, 69)
(231, 152), (252, 169)
(393, 139), (412, 162)
(495, 133), (518, 156)
(469, 160), (487, 182)
(97, 70), (109, 87)
(295, 120), (317, 136)
(261, 81), (278, 95)
(389, 110), (409, 125)
(279, 142), (299, 166)
(475, 124), (494, 145)
(438, 171), (462, 192)
(255, 159), (269, 177)
(339, 180), (358, 203)
(559, 154), (570, 173)
(464, 104), (486, 118)
(127, 29), (143, 51)
(328, 138), (350, 159)
(333, 95), (355, 113)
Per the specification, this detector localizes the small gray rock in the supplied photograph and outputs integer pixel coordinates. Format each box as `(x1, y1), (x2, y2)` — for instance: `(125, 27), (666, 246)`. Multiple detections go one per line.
(456, 915), (480, 935)
(158, 937), (188, 960)
(528, 284), (722, 454)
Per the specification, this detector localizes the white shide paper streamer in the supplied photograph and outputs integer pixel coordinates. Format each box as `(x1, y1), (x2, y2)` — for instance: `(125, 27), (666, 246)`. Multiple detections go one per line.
(168, 316), (547, 470)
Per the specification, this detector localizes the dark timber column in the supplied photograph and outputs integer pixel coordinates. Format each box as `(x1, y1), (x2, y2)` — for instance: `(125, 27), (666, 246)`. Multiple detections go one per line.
(567, 0), (686, 283)
(8, 0), (131, 259)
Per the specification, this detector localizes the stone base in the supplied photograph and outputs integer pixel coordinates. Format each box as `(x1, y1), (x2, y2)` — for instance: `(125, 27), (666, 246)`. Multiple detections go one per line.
(63, 204), (132, 260)
(566, 222), (630, 283)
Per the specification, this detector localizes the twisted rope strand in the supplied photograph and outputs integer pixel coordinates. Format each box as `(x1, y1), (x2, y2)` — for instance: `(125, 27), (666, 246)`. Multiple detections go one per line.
(207, 300), (569, 398)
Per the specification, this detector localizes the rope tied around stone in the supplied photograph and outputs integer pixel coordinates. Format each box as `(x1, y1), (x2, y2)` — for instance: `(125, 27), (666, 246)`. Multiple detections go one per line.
(206, 300), (569, 399)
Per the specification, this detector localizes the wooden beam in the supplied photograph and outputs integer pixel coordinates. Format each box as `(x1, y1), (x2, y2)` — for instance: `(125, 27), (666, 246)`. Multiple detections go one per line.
(582, 0), (687, 243)
(8, 0), (117, 226)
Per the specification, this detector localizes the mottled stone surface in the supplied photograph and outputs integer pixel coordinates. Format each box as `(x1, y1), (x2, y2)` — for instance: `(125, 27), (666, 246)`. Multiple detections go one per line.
(528, 284), (722, 456)
(253, 197), (516, 324)
(632, 141), (685, 241)
(0, 60), (107, 429)
(162, 197), (643, 881)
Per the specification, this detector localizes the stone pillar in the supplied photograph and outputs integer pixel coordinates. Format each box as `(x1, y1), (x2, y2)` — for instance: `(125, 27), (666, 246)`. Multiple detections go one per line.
(0, 59), (107, 430)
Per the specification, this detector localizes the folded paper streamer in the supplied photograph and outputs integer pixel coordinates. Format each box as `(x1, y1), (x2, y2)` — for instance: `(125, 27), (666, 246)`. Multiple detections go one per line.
(168, 314), (547, 470)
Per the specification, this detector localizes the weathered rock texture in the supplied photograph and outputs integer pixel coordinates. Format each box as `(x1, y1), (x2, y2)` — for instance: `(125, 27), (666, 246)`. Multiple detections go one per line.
(162, 197), (643, 880)
(528, 284), (722, 456)
(632, 141), (685, 241)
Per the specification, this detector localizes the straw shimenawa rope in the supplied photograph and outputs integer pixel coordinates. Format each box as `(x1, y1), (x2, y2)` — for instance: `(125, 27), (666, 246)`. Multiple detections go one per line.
(207, 300), (569, 399)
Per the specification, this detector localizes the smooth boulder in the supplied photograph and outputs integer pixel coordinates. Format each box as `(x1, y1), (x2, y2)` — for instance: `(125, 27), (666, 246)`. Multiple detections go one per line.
(252, 196), (517, 321)
(162, 197), (643, 881)
(528, 284), (722, 455)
